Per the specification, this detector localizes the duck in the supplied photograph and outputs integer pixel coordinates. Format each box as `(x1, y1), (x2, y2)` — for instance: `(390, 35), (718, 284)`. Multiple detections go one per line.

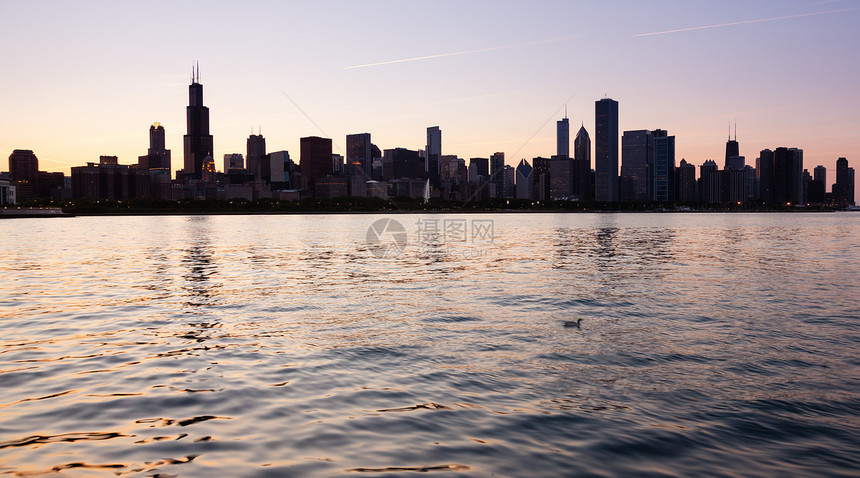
(563, 318), (583, 328)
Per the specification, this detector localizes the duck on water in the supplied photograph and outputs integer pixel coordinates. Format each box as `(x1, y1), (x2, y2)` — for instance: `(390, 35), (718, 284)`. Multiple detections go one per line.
(563, 318), (583, 328)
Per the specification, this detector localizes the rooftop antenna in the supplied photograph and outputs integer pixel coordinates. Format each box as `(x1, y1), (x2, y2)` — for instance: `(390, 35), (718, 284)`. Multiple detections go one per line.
(564, 104), (568, 119)
(196, 61), (200, 83)
(734, 121), (737, 141)
(728, 122), (731, 141)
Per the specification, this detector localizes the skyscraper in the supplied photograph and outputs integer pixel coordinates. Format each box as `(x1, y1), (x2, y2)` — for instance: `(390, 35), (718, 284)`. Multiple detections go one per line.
(573, 125), (591, 201)
(834, 157), (855, 207)
(8, 149), (38, 183)
(246, 133), (266, 180)
(516, 159), (534, 200)
(757, 149), (774, 204)
(300, 136), (333, 194)
(595, 98), (619, 202)
(224, 153), (244, 172)
(139, 123), (171, 171)
(652, 129), (675, 202)
(620, 129), (652, 201)
(490, 152), (505, 199)
(675, 159), (696, 202)
(426, 127), (442, 188)
(557, 115), (569, 158)
(183, 64), (214, 180)
(346, 133), (372, 179)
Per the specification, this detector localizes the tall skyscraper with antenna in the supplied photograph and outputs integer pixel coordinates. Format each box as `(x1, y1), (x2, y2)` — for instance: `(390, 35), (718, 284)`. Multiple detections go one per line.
(557, 108), (570, 158)
(183, 63), (214, 180)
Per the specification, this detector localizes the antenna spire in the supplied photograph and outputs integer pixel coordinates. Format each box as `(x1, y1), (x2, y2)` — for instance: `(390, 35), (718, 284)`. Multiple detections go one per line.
(734, 121), (737, 141)
(196, 61), (200, 83)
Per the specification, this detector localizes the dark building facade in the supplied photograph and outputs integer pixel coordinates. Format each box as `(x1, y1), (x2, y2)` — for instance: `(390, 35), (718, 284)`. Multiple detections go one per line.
(8, 149), (39, 184)
(675, 159), (697, 202)
(182, 66), (214, 180)
(347, 133), (372, 179)
(595, 98), (619, 202)
(300, 136), (333, 195)
(139, 123), (171, 170)
(573, 125), (591, 201)
(384, 148), (423, 181)
(652, 129), (675, 202)
(557, 116), (569, 158)
(621, 129), (652, 201)
(426, 127), (442, 188)
(834, 157), (855, 207)
(246, 133), (266, 180)
(490, 152), (505, 199)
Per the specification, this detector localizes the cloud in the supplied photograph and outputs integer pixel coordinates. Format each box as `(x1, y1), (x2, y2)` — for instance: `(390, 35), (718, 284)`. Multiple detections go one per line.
(633, 7), (860, 37)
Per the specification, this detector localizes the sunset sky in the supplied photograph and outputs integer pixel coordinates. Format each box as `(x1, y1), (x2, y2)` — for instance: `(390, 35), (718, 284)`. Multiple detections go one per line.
(2, 0), (858, 196)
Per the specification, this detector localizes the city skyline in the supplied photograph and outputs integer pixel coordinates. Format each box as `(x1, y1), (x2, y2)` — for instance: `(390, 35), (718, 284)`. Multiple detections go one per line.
(1, 1), (858, 198)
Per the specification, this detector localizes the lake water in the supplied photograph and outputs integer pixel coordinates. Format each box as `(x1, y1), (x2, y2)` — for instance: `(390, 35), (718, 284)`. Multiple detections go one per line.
(1, 213), (859, 477)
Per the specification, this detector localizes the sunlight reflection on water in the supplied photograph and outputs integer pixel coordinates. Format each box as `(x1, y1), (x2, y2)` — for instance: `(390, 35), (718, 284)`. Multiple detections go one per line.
(1, 212), (859, 476)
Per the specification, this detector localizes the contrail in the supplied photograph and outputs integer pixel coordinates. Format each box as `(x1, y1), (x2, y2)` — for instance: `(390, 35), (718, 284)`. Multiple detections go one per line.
(345, 36), (575, 70)
(633, 7), (860, 37)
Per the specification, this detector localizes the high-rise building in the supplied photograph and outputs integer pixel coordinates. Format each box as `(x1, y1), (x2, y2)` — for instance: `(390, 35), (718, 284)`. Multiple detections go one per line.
(699, 160), (720, 203)
(516, 159), (534, 200)
(224, 153), (244, 172)
(532, 157), (551, 201)
(573, 125), (591, 201)
(426, 127), (442, 188)
(771, 147), (803, 205)
(490, 152), (505, 199)
(346, 133), (372, 179)
(550, 155), (573, 200)
(383, 148), (423, 180)
(300, 136), (333, 194)
(469, 158), (489, 181)
(8, 149), (38, 183)
(182, 64), (214, 180)
(834, 157), (855, 207)
(675, 159), (696, 202)
(814, 165), (827, 185)
(652, 129), (675, 202)
(557, 115), (569, 158)
(139, 123), (171, 171)
(757, 149), (774, 204)
(621, 129), (652, 201)
(595, 98), (619, 202)
(246, 133), (266, 180)
(503, 165), (515, 199)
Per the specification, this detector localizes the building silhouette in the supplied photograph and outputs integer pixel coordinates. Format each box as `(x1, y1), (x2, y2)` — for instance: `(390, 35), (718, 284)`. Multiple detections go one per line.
(426, 127), (442, 188)
(652, 129), (675, 202)
(595, 98), (619, 201)
(346, 133), (372, 179)
(490, 152), (505, 199)
(834, 157), (855, 207)
(532, 156), (551, 201)
(516, 159), (534, 199)
(300, 136), (333, 194)
(139, 123), (171, 171)
(557, 115), (569, 158)
(573, 125), (591, 201)
(182, 65), (214, 180)
(550, 155), (574, 200)
(675, 159), (696, 202)
(620, 130), (652, 201)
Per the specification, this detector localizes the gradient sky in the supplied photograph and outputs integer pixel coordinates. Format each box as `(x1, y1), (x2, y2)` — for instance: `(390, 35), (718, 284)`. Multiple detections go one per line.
(2, 0), (858, 197)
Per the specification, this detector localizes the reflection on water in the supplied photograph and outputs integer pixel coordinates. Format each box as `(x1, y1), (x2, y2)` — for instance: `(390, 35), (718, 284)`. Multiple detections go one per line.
(0, 213), (859, 477)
